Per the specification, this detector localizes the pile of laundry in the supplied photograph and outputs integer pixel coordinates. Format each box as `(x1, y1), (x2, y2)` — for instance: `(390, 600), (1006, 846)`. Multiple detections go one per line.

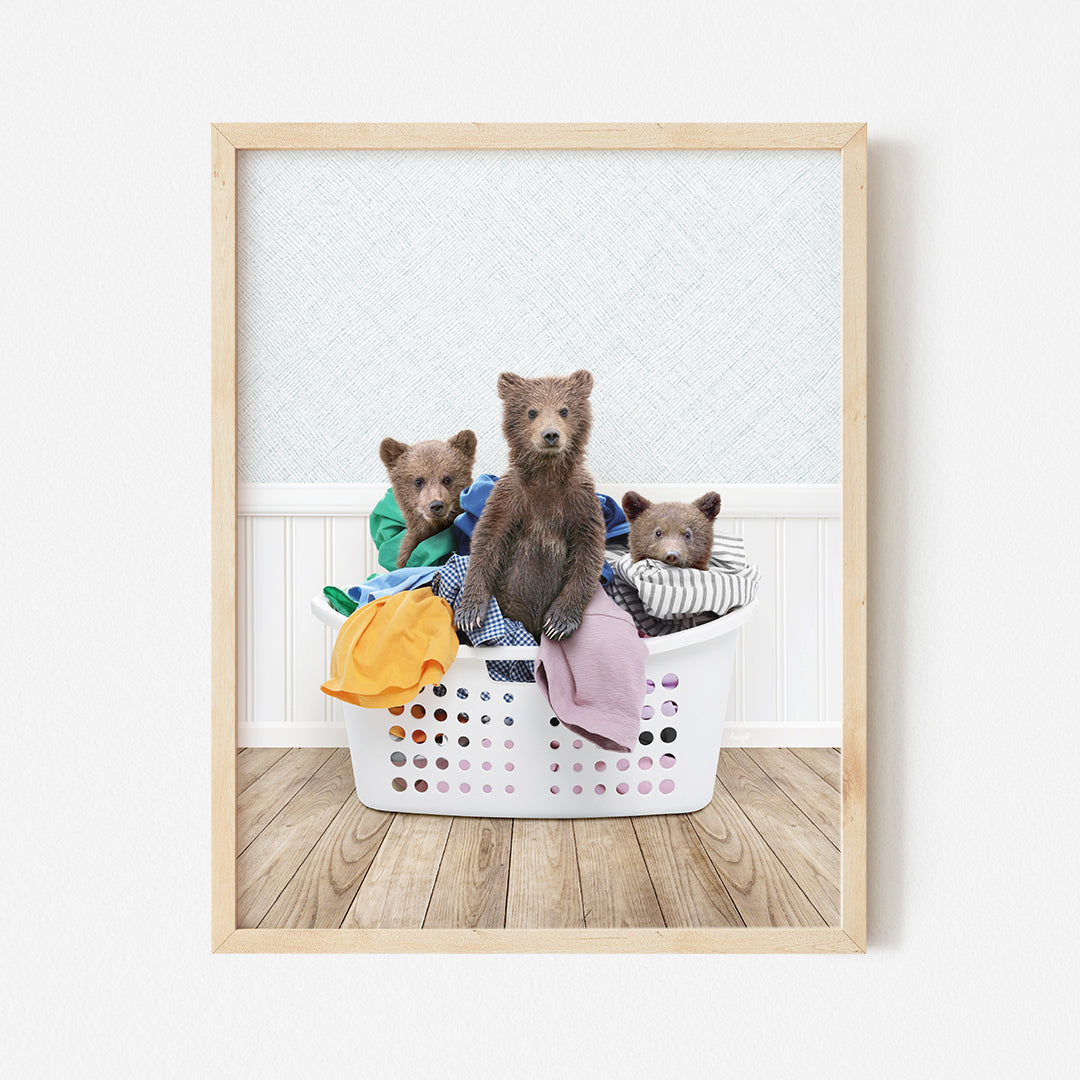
(320, 476), (759, 753)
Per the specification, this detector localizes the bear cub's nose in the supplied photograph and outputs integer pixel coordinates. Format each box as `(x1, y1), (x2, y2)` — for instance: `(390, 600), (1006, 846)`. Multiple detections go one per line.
(429, 500), (445, 515)
(664, 550), (681, 564)
(542, 428), (561, 446)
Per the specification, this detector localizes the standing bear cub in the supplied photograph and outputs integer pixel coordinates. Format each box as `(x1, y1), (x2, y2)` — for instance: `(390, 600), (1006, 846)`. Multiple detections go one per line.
(621, 490), (722, 570)
(379, 430), (477, 568)
(456, 370), (605, 641)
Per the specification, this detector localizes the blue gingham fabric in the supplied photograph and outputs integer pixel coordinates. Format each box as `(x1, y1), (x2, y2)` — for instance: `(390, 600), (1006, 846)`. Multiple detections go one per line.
(431, 554), (537, 683)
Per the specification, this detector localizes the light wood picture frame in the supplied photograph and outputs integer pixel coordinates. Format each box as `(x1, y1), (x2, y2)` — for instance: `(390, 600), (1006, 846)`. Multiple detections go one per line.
(211, 122), (867, 953)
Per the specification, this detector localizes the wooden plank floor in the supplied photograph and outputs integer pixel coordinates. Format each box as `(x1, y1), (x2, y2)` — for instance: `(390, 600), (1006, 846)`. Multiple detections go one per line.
(235, 747), (841, 930)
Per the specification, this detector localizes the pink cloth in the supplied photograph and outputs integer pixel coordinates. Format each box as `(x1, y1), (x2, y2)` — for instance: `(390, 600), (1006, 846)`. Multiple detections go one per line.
(535, 587), (649, 753)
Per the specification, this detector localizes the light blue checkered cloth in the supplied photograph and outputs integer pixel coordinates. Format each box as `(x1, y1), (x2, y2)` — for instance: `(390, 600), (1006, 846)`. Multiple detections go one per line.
(431, 555), (537, 682)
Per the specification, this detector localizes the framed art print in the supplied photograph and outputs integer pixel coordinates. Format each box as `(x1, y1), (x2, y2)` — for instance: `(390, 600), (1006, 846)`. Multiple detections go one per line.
(211, 123), (867, 953)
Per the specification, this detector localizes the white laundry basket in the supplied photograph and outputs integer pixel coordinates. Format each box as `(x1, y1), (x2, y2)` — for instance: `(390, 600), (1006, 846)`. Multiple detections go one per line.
(311, 592), (757, 818)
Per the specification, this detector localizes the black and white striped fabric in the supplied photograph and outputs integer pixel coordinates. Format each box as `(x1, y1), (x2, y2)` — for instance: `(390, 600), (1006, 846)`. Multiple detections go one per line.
(603, 534), (760, 637)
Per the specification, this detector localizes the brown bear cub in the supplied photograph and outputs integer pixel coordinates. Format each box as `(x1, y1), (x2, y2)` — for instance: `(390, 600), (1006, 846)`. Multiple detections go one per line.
(456, 370), (605, 641)
(621, 490), (722, 570)
(379, 430), (477, 568)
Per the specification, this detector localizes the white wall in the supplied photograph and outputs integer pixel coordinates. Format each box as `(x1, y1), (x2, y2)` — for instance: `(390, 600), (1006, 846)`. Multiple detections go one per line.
(3, 2), (1078, 1078)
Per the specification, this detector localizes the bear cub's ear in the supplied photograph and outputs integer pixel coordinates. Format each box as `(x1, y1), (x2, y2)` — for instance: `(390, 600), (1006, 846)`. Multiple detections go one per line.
(497, 372), (525, 399)
(379, 437), (409, 469)
(622, 490), (652, 521)
(568, 369), (594, 396)
(695, 491), (722, 521)
(448, 429), (478, 462)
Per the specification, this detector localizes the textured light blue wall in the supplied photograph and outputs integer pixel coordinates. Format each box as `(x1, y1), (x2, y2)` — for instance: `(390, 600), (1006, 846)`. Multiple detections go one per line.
(237, 149), (841, 484)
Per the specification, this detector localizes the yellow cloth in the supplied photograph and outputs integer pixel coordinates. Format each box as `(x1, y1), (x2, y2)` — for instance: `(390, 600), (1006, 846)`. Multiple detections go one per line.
(320, 587), (459, 708)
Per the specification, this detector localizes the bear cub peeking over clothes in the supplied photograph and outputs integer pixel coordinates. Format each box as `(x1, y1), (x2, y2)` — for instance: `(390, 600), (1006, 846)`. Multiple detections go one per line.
(456, 370), (605, 641)
(622, 490), (722, 570)
(379, 430), (477, 568)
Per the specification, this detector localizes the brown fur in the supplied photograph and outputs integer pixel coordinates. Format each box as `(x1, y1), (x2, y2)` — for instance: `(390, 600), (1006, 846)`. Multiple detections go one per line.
(379, 430), (477, 568)
(621, 490), (721, 570)
(456, 370), (605, 640)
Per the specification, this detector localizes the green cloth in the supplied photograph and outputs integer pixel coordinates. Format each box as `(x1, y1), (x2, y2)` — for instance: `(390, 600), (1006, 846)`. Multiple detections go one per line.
(323, 586), (358, 617)
(370, 487), (458, 572)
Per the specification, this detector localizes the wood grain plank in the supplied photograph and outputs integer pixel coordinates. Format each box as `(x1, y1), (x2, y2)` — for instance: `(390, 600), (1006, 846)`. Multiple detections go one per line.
(715, 751), (840, 925)
(259, 795), (393, 929)
(789, 748), (841, 791)
(743, 749), (841, 849)
(841, 124), (868, 951)
(236, 747), (334, 853)
(236, 748), (288, 795)
(506, 819), (585, 929)
(236, 749), (355, 927)
(574, 818), (664, 929)
(342, 814), (452, 929)
(215, 121), (863, 151)
(210, 124), (237, 951)
(424, 818), (512, 929)
(632, 814), (744, 928)
(689, 776), (827, 928)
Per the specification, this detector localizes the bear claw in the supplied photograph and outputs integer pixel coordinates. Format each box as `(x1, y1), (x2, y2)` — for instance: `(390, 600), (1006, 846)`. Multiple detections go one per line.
(543, 608), (581, 641)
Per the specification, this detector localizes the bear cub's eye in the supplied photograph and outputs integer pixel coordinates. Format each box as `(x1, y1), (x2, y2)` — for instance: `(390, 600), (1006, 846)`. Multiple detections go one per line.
(414, 477), (424, 489)
(527, 408), (538, 420)
(559, 407), (569, 418)
(442, 475), (452, 486)
(683, 530), (692, 540)
(655, 529), (663, 538)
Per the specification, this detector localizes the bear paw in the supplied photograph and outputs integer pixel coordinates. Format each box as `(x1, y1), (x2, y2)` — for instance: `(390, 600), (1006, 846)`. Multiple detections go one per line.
(543, 606), (582, 641)
(454, 592), (489, 633)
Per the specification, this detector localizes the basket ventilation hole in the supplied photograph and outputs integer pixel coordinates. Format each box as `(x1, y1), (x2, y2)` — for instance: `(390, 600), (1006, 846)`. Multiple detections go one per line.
(645, 679), (655, 695)
(388, 705), (405, 716)
(391, 777), (407, 792)
(388, 725), (405, 742)
(660, 727), (678, 743)
(456, 687), (468, 699)
(437, 781), (449, 793)
(660, 754), (676, 769)
(413, 755), (427, 768)
(639, 756), (653, 770)
(411, 704), (426, 719)
(436, 758), (449, 770)
(616, 758), (630, 771)
(411, 730), (426, 744)
(432, 684), (447, 698)
(639, 731), (654, 746)
(414, 779), (428, 792)
(659, 779), (675, 794)
(594, 784), (606, 795)
(390, 752), (406, 767)
(457, 712), (469, 723)
(458, 735), (470, 747)
(638, 781), (652, 794)
(616, 783), (629, 795)
(661, 673), (679, 689)
(661, 700), (678, 717)
(480, 691), (491, 701)
(641, 705), (655, 721)
(434, 709), (447, 722)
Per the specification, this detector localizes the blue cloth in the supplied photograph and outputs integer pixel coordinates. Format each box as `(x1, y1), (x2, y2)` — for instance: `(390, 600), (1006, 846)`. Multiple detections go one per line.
(451, 474), (627, 583)
(431, 554), (537, 683)
(346, 566), (438, 607)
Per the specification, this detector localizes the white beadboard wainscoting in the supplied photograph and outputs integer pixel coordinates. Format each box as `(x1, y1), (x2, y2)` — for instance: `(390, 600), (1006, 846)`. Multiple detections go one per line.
(236, 483), (842, 748)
